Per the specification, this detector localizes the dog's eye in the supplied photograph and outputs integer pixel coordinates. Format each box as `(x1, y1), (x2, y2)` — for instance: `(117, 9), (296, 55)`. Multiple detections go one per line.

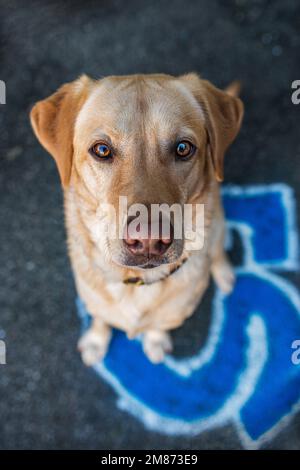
(176, 141), (195, 160)
(89, 142), (113, 160)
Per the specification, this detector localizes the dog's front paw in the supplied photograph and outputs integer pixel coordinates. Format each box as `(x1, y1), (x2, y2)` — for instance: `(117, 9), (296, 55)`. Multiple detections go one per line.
(78, 328), (111, 366)
(143, 330), (173, 364)
(211, 255), (235, 294)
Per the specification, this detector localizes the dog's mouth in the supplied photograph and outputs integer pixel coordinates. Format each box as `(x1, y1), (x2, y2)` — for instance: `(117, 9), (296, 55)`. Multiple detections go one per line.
(142, 262), (163, 270)
(114, 254), (173, 270)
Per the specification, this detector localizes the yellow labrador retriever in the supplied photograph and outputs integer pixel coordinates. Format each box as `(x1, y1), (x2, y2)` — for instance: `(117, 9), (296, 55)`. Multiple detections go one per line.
(30, 73), (243, 365)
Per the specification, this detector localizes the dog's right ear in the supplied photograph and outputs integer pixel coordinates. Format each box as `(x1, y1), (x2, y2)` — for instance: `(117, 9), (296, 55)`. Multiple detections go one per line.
(30, 75), (93, 188)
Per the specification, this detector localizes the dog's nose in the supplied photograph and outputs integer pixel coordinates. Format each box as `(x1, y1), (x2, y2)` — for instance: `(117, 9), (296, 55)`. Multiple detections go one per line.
(124, 219), (173, 257)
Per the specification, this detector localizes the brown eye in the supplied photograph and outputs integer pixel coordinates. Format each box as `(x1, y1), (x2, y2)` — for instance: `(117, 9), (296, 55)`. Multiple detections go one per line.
(176, 141), (195, 160)
(90, 142), (113, 160)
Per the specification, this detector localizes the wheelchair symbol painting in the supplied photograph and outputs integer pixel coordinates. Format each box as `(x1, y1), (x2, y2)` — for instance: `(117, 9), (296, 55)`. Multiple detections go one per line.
(77, 184), (300, 449)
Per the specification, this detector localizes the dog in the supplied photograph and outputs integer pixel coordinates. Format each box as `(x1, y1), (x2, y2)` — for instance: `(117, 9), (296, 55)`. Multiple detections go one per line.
(30, 73), (243, 365)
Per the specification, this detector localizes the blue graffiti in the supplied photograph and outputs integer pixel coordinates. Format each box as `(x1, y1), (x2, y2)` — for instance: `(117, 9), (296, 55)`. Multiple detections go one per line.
(224, 191), (287, 264)
(77, 184), (300, 448)
(223, 185), (298, 270)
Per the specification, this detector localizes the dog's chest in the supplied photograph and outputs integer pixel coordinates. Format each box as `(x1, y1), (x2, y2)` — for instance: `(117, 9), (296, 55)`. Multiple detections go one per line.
(105, 282), (163, 333)
(103, 253), (209, 336)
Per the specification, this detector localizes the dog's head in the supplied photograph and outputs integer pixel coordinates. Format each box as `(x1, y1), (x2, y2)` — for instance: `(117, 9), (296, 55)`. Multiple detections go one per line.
(30, 73), (243, 270)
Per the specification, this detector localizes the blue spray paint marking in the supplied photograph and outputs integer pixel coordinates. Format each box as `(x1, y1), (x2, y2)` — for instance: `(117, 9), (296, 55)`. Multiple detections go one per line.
(77, 184), (300, 448)
(222, 184), (298, 271)
(224, 191), (286, 264)
(229, 274), (300, 440)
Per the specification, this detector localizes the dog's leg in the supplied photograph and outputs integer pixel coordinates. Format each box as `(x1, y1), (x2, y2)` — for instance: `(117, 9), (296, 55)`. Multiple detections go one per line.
(211, 249), (235, 294)
(78, 318), (111, 366)
(210, 200), (235, 294)
(143, 330), (173, 364)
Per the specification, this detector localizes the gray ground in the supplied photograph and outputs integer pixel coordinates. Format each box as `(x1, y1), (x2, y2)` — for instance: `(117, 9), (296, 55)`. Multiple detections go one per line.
(0, 0), (300, 449)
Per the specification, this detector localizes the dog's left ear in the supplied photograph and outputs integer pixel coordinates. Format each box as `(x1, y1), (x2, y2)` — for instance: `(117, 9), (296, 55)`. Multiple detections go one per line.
(180, 73), (244, 182)
(30, 75), (93, 188)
